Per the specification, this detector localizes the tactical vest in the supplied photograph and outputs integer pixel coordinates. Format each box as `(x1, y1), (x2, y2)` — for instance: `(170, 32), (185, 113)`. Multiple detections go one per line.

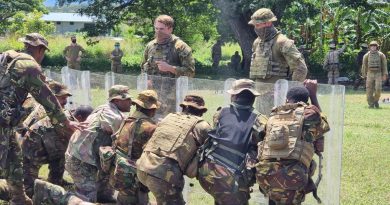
(143, 113), (202, 172)
(259, 103), (314, 168)
(114, 116), (143, 160)
(206, 105), (259, 173)
(250, 34), (289, 79)
(368, 52), (381, 71)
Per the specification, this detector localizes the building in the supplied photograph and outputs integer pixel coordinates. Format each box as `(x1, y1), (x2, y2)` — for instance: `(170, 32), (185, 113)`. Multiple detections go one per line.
(41, 12), (95, 34)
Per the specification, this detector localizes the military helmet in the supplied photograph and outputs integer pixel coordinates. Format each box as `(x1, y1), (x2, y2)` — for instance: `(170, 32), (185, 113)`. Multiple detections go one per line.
(132, 90), (161, 109)
(369, 41), (379, 47)
(248, 8), (277, 25)
(19, 33), (49, 50)
(180, 95), (207, 113)
(108, 85), (132, 101)
(227, 79), (260, 96)
(48, 80), (72, 97)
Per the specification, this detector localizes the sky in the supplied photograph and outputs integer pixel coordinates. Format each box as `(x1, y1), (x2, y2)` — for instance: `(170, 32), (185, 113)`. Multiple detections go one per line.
(44, 0), (56, 7)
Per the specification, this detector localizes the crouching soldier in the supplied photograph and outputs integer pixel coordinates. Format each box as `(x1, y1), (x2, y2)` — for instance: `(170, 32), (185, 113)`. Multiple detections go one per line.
(256, 79), (330, 205)
(136, 95), (211, 205)
(197, 79), (267, 205)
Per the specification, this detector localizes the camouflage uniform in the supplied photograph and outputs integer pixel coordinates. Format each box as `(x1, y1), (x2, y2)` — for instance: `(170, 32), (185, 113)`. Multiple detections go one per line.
(111, 42), (124, 73)
(21, 81), (76, 197)
(63, 42), (85, 70)
(212, 40), (222, 68)
(137, 95), (211, 205)
(323, 43), (346, 84)
(109, 90), (159, 205)
(65, 85), (130, 202)
(198, 79), (267, 205)
(362, 41), (388, 108)
(256, 103), (330, 205)
(0, 33), (67, 205)
(249, 8), (307, 83)
(141, 34), (195, 117)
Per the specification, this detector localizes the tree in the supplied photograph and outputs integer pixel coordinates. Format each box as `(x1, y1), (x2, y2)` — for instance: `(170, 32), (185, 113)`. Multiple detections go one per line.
(8, 10), (55, 36)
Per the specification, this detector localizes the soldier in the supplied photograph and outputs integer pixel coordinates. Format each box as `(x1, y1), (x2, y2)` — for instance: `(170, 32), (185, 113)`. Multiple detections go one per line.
(0, 33), (81, 205)
(73, 105), (94, 122)
(230, 51), (241, 70)
(362, 41), (388, 108)
(353, 43), (368, 90)
(256, 79), (330, 205)
(198, 79), (267, 205)
(109, 90), (160, 205)
(21, 81), (76, 197)
(141, 15), (195, 117)
(136, 95), (211, 205)
(212, 39), (222, 68)
(323, 42), (347, 84)
(110, 42), (124, 73)
(65, 85), (132, 203)
(63, 36), (85, 70)
(248, 8), (307, 83)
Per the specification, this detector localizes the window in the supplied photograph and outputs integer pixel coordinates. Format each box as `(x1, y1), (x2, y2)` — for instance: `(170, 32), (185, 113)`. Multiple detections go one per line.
(56, 22), (61, 25)
(70, 22), (74, 25)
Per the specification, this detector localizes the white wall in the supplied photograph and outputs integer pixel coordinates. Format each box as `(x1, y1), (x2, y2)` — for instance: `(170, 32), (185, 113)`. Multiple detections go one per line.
(53, 22), (86, 34)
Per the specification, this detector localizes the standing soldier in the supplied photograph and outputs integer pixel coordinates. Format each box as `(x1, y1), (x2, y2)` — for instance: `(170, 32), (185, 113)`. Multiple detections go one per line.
(109, 90), (160, 205)
(362, 41), (388, 108)
(230, 51), (242, 70)
(63, 36), (85, 70)
(256, 80), (330, 205)
(198, 79), (267, 205)
(353, 43), (368, 90)
(110, 42), (124, 73)
(136, 95), (211, 205)
(65, 85), (132, 203)
(211, 39), (222, 68)
(0, 33), (81, 205)
(323, 42), (346, 84)
(22, 81), (76, 197)
(141, 15), (195, 117)
(248, 8), (307, 83)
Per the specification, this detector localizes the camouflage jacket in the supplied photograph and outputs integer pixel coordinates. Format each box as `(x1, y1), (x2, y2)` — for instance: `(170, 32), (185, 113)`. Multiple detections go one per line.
(0, 50), (67, 126)
(110, 49), (124, 63)
(114, 110), (157, 160)
(141, 35), (195, 78)
(323, 44), (346, 71)
(66, 102), (125, 167)
(63, 44), (85, 62)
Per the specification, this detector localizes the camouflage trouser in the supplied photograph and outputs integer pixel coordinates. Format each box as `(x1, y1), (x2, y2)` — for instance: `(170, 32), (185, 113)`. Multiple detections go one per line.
(65, 154), (114, 203)
(111, 62), (123, 73)
(137, 170), (185, 205)
(366, 71), (382, 106)
(198, 159), (250, 205)
(116, 183), (149, 205)
(67, 61), (81, 70)
(256, 160), (308, 205)
(0, 127), (32, 205)
(327, 69), (340, 85)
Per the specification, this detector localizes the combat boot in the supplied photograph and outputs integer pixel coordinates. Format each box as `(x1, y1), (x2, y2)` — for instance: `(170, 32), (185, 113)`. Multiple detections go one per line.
(374, 101), (379, 108)
(33, 179), (67, 205)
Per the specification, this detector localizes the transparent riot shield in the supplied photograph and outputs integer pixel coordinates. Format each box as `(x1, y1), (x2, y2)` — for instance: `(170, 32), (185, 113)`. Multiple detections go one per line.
(90, 72), (107, 107)
(254, 81), (277, 116)
(104, 72), (138, 97)
(43, 69), (62, 83)
(61, 67), (91, 110)
(272, 80), (344, 205)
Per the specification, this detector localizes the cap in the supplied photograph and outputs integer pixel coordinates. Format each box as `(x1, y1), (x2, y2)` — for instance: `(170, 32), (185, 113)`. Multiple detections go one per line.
(19, 33), (49, 50)
(369, 41), (379, 46)
(227, 79), (260, 96)
(132, 90), (161, 109)
(180, 95), (207, 112)
(48, 81), (72, 97)
(248, 8), (277, 25)
(108, 85), (132, 101)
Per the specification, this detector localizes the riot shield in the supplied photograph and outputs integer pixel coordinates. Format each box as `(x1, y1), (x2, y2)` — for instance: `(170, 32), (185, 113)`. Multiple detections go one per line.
(44, 69), (62, 83)
(61, 67), (91, 110)
(90, 72), (107, 107)
(104, 71), (138, 96)
(272, 80), (344, 205)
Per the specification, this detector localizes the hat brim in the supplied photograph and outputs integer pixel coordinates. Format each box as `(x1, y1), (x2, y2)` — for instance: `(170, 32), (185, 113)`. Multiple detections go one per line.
(180, 102), (208, 113)
(132, 99), (161, 109)
(227, 88), (260, 96)
(56, 92), (72, 97)
(109, 94), (132, 101)
(248, 16), (277, 25)
(19, 37), (50, 51)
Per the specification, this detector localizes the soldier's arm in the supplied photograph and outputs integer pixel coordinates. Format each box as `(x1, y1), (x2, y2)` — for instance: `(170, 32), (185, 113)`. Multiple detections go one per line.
(140, 46), (149, 73)
(79, 45), (86, 55)
(303, 105), (330, 142)
(251, 114), (268, 143)
(175, 42), (195, 77)
(381, 53), (388, 77)
(281, 40), (307, 82)
(338, 43), (347, 54)
(63, 46), (68, 57)
(361, 54), (368, 78)
(192, 121), (212, 146)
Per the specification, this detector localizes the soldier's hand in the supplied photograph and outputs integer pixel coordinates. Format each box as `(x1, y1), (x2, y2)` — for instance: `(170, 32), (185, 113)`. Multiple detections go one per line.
(304, 79), (318, 96)
(64, 120), (86, 132)
(383, 74), (388, 81)
(156, 60), (176, 74)
(314, 138), (324, 153)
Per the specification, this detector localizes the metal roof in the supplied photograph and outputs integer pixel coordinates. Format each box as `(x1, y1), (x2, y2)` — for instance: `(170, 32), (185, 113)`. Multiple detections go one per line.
(41, 12), (95, 23)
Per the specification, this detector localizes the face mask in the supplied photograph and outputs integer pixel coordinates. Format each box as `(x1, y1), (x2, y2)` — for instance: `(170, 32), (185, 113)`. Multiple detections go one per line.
(71, 39), (76, 43)
(254, 25), (277, 41)
(155, 31), (172, 44)
(115, 46), (120, 49)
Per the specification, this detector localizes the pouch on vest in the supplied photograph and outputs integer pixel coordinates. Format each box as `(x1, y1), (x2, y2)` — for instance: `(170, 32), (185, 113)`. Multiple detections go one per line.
(110, 151), (138, 191)
(266, 124), (289, 150)
(99, 146), (116, 173)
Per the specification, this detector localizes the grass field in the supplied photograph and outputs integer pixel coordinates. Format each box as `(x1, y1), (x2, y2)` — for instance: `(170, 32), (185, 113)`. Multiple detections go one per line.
(1, 88), (389, 205)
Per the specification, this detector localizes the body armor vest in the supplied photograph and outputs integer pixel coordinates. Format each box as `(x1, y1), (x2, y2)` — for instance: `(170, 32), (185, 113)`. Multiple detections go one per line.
(368, 52), (381, 71)
(143, 113), (202, 172)
(250, 34), (289, 79)
(207, 105), (258, 173)
(325, 50), (340, 71)
(259, 103), (314, 168)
